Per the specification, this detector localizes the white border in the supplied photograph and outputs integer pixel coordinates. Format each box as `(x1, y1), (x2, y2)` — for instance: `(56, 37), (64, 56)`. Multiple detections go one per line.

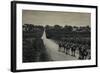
(16, 4), (96, 70)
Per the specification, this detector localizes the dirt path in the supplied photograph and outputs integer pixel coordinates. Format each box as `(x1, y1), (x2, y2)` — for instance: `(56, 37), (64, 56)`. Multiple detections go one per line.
(42, 31), (78, 61)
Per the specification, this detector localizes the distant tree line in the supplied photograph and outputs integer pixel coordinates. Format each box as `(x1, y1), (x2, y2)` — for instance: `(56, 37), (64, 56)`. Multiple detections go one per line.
(23, 24), (44, 38)
(45, 25), (90, 39)
(22, 24), (90, 38)
(23, 24), (44, 32)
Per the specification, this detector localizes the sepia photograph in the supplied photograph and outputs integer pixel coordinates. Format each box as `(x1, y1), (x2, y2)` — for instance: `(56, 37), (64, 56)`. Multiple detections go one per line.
(11, 1), (97, 72)
(22, 10), (91, 62)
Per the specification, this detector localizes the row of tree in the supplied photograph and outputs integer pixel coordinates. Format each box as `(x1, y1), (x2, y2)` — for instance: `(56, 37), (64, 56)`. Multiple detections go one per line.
(23, 24), (44, 38)
(23, 24), (90, 32)
(23, 24), (44, 32)
(45, 25), (90, 39)
(22, 24), (91, 38)
(45, 25), (90, 32)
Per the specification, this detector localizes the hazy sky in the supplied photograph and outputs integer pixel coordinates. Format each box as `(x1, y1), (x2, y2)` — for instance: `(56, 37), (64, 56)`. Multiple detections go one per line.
(22, 10), (91, 27)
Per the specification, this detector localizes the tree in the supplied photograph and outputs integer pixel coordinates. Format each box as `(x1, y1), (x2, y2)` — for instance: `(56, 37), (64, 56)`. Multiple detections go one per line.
(64, 25), (73, 32)
(54, 25), (62, 30)
(86, 26), (90, 32)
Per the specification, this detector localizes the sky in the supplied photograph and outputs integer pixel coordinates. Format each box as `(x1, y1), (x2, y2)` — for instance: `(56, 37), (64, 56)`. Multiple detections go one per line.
(22, 10), (91, 27)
